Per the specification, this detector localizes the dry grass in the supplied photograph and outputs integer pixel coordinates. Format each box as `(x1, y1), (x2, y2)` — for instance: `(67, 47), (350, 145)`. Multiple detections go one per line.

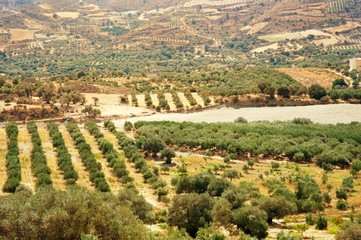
(8, 29), (37, 42)
(37, 123), (67, 191)
(80, 93), (151, 117)
(136, 94), (146, 107)
(192, 92), (205, 107)
(55, 12), (80, 19)
(259, 29), (338, 46)
(38, 3), (53, 10)
(0, 128), (8, 194)
(251, 43), (279, 53)
(247, 22), (268, 35)
(150, 94), (160, 107)
(164, 93), (177, 111)
(278, 68), (340, 89)
(178, 92), (191, 108)
(17, 125), (36, 192)
(326, 22), (361, 34)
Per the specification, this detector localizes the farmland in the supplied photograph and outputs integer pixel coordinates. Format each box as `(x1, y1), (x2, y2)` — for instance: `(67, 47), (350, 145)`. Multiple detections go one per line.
(0, 0), (360, 77)
(277, 68), (342, 89)
(0, 0), (360, 238)
(0, 119), (360, 239)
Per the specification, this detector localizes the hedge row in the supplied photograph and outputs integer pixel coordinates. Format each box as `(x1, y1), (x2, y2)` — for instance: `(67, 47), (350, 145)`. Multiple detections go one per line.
(104, 121), (168, 200)
(85, 121), (133, 186)
(157, 92), (170, 110)
(171, 91), (184, 108)
(199, 91), (211, 106)
(27, 122), (52, 188)
(47, 122), (78, 185)
(3, 122), (21, 193)
(66, 122), (110, 192)
(144, 92), (152, 107)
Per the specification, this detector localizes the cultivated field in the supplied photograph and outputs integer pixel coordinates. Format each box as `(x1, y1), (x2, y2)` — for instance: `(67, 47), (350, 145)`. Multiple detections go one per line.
(1, 119), (361, 239)
(5, 29), (37, 42)
(259, 29), (339, 46)
(278, 68), (342, 89)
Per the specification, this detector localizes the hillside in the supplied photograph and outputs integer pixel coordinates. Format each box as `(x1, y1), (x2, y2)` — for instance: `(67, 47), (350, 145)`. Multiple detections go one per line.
(0, 0), (360, 76)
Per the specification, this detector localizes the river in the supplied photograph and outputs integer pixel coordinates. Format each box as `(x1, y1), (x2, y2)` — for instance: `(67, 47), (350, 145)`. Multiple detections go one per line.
(112, 104), (361, 127)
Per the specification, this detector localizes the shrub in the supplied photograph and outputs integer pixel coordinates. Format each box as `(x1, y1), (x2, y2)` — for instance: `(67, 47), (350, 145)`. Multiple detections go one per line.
(235, 117), (248, 123)
(232, 206), (268, 239)
(124, 121), (133, 132)
(160, 148), (176, 164)
(309, 84), (327, 100)
(336, 200), (348, 211)
(316, 215), (328, 230)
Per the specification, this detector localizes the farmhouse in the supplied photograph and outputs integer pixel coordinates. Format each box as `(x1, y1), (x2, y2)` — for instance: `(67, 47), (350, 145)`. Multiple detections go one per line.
(350, 58), (361, 71)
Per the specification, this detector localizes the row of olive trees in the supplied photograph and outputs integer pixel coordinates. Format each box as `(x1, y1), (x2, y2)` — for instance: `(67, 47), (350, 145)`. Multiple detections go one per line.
(157, 92), (170, 111)
(104, 121), (169, 201)
(199, 91), (211, 106)
(27, 122), (52, 188)
(134, 121), (361, 170)
(47, 122), (78, 185)
(66, 122), (110, 192)
(144, 92), (153, 107)
(171, 90), (184, 108)
(85, 121), (133, 185)
(184, 90), (197, 106)
(3, 122), (21, 193)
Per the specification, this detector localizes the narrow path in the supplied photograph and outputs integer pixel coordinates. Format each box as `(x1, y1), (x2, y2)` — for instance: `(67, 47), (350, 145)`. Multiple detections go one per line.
(136, 94), (146, 107)
(79, 127), (123, 193)
(127, 95), (132, 106)
(59, 125), (94, 191)
(192, 92), (205, 107)
(164, 93), (177, 111)
(0, 128), (8, 194)
(178, 92), (191, 108)
(150, 94), (159, 107)
(101, 128), (164, 209)
(18, 125), (36, 192)
(37, 123), (66, 191)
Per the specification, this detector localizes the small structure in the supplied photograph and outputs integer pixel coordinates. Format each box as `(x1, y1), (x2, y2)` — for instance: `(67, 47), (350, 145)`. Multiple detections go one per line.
(350, 58), (361, 71)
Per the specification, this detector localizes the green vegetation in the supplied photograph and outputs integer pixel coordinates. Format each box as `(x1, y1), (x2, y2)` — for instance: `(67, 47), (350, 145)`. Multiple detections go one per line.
(140, 67), (301, 96)
(3, 122), (21, 193)
(85, 121), (133, 184)
(104, 121), (169, 201)
(135, 121), (361, 168)
(47, 122), (78, 185)
(0, 187), (149, 239)
(27, 122), (52, 188)
(66, 122), (110, 192)
(101, 26), (129, 36)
